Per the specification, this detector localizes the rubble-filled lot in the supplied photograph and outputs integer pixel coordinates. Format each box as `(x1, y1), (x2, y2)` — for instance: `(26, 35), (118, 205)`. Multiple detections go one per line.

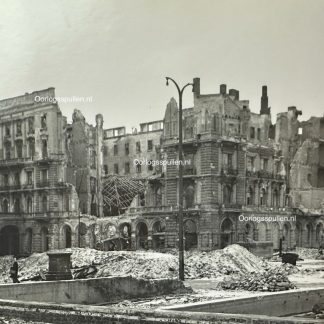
(0, 245), (265, 283)
(0, 244), (295, 293)
(0, 245), (324, 316)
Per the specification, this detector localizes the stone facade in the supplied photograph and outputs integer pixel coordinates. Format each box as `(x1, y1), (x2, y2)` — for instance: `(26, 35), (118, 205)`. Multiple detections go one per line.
(1, 80), (323, 256)
(0, 89), (85, 256)
(98, 79), (324, 252)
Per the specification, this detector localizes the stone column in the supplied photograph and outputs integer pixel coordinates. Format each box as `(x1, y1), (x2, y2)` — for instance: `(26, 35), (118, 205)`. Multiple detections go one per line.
(131, 232), (136, 251)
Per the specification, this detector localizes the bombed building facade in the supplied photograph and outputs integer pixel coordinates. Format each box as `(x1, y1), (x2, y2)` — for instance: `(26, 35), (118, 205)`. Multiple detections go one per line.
(0, 89), (80, 256)
(99, 79), (324, 252)
(0, 80), (323, 256)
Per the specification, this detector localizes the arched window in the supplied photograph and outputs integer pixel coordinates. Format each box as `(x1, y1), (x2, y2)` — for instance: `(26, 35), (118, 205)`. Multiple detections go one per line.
(27, 197), (33, 213)
(2, 199), (9, 213)
(223, 185), (232, 205)
(306, 223), (313, 247)
(260, 188), (267, 206)
(5, 142), (11, 159)
(16, 140), (23, 158)
(63, 226), (72, 248)
(14, 198), (20, 213)
(42, 195), (48, 212)
(42, 140), (48, 159)
(247, 186), (254, 205)
(273, 189), (279, 207)
(28, 138), (35, 158)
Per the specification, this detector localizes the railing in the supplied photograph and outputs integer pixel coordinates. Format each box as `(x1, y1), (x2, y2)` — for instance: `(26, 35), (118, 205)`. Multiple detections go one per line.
(0, 184), (21, 191)
(242, 205), (289, 212)
(0, 211), (76, 219)
(183, 166), (196, 175)
(0, 212), (49, 219)
(246, 170), (286, 180)
(0, 157), (34, 165)
(127, 204), (201, 214)
(37, 181), (50, 188)
(246, 170), (258, 177)
(22, 183), (34, 189)
(258, 170), (274, 178)
(221, 167), (238, 176)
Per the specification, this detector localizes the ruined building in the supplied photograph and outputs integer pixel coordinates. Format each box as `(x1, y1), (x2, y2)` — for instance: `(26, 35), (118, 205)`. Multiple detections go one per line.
(0, 80), (323, 256)
(98, 79), (323, 251)
(0, 89), (80, 255)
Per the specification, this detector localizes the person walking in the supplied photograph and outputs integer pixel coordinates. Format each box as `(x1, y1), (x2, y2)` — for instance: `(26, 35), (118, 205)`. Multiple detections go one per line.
(10, 257), (19, 283)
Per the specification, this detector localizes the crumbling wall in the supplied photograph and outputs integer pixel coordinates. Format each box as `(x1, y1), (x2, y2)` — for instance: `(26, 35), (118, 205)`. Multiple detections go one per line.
(290, 139), (324, 209)
(290, 139), (318, 189)
(275, 107), (301, 163)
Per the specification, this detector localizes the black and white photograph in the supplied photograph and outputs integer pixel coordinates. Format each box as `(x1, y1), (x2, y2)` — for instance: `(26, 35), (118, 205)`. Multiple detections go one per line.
(0, 0), (323, 323)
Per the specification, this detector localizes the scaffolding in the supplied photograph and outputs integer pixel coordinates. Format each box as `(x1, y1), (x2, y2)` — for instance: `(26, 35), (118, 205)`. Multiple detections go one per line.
(102, 175), (146, 215)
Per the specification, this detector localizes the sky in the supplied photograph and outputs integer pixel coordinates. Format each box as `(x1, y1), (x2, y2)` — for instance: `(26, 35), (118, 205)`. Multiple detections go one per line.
(0, 0), (323, 130)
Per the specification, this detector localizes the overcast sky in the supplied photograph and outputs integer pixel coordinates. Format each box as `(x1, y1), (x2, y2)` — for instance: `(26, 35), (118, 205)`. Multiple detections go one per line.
(0, 0), (323, 130)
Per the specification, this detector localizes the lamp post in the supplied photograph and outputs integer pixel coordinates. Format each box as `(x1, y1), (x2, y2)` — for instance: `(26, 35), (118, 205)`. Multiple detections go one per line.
(166, 77), (193, 281)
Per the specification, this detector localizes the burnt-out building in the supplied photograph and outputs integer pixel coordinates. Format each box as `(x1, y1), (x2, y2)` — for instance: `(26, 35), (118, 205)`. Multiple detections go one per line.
(276, 110), (324, 248)
(1, 81), (323, 256)
(99, 79), (316, 252)
(0, 89), (82, 256)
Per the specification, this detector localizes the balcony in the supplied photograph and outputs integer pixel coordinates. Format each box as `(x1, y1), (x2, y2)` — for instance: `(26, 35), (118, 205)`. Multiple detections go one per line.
(37, 181), (50, 188)
(183, 166), (196, 176)
(127, 204), (202, 215)
(22, 183), (34, 190)
(0, 184), (21, 191)
(258, 170), (274, 178)
(221, 167), (238, 176)
(0, 157), (34, 166)
(246, 170), (258, 177)
(242, 205), (289, 213)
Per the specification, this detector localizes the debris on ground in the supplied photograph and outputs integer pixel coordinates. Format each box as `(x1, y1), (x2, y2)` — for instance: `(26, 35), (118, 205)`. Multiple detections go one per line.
(221, 266), (296, 292)
(295, 247), (319, 260)
(0, 244), (314, 292)
(183, 244), (264, 279)
(0, 317), (50, 324)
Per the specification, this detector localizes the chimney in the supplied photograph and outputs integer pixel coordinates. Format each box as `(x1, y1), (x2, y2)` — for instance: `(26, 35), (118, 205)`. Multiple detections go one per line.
(229, 89), (239, 100)
(260, 85), (270, 115)
(193, 77), (200, 96)
(220, 84), (227, 96)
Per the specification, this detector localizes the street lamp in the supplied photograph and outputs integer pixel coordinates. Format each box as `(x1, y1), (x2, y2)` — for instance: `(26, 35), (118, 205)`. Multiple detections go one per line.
(166, 77), (193, 281)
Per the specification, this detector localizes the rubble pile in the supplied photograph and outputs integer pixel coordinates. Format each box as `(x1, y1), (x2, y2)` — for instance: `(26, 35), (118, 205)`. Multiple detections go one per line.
(221, 267), (296, 292)
(0, 255), (14, 283)
(184, 244), (264, 278)
(278, 263), (299, 275)
(18, 253), (49, 281)
(295, 247), (319, 259)
(95, 251), (178, 279)
(0, 245), (291, 291)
